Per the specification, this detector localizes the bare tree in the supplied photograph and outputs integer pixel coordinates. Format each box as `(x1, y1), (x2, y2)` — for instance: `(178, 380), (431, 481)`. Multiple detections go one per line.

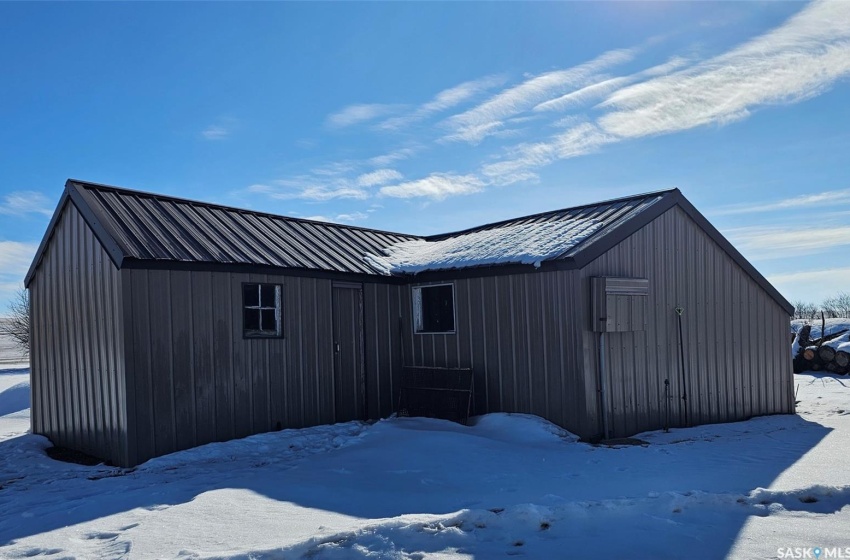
(0, 288), (29, 353)
(791, 300), (819, 320)
(822, 292), (850, 319)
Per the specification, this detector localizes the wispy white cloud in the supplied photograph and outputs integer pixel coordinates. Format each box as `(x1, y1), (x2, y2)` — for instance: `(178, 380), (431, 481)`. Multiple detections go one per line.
(443, 47), (637, 144)
(357, 169), (403, 188)
(311, 160), (358, 177)
(248, 181), (369, 202)
(378, 75), (506, 130)
(598, 0), (850, 138)
(0, 191), (53, 217)
(201, 125), (229, 140)
(475, 1), (850, 193)
(304, 211), (368, 224)
(768, 266), (850, 303)
(380, 173), (486, 200)
(201, 117), (239, 140)
(533, 57), (688, 113)
(334, 211), (368, 223)
(326, 103), (402, 128)
(0, 241), (38, 275)
(725, 223), (850, 260)
(368, 147), (418, 167)
(481, 123), (614, 185)
(0, 240), (38, 312)
(713, 188), (850, 215)
(534, 76), (629, 113)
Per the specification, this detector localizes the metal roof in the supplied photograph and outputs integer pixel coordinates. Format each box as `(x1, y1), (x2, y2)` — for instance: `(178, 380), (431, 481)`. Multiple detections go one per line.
(24, 179), (793, 315)
(67, 180), (421, 275)
(425, 189), (668, 262)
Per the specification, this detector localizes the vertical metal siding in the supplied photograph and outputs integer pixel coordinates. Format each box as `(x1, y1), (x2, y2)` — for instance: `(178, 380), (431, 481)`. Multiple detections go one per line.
(122, 270), (405, 465)
(580, 206), (793, 438)
(29, 202), (128, 465)
(362, 283), (406, 419)
(403, 271), (590, 437)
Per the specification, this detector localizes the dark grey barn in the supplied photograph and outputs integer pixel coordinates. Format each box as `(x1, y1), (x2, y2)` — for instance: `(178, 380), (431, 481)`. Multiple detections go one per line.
(26, 179), (794, 466)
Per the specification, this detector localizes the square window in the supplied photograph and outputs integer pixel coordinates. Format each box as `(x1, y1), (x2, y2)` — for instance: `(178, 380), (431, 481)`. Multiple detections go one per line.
(243, 283), (282, 338)
(413, 284), (455, 334)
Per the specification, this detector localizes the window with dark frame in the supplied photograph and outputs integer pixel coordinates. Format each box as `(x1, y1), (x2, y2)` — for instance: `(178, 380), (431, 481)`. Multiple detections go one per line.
(243, 283), (282, 338)
(413, 284), (455, 334)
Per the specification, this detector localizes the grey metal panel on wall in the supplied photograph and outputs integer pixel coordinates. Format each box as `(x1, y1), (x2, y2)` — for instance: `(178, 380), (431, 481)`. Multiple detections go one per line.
(362, 283), (405, 419)
(122, 269), (402, 465)
(580, 206), (793, 439)
(402, 271), (589, 437)
(28, 201), (128, 466)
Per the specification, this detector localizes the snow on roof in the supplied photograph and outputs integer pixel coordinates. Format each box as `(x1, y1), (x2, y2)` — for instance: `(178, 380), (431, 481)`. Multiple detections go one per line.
(364, 218), (603, 275)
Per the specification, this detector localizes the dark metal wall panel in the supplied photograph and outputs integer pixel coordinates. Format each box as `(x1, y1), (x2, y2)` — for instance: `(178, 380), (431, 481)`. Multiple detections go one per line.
(123, 269), (402, 465)
(580, 206), (794, 439)
(402, 271), (589, 437)
(29, 202), (129, 466)
(361, 282), (405, 419)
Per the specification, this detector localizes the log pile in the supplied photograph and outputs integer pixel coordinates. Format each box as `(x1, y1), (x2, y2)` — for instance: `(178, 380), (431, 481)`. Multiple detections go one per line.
(792, 324), (850, 374)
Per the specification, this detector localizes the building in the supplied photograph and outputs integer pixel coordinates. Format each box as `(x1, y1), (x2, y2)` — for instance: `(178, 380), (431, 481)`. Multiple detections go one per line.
(25, 179), (794, 466)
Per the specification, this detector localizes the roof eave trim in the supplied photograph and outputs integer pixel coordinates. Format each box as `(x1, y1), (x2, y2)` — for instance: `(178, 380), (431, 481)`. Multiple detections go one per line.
(24, 181), (127, 288)
(569, 191), (679, 269)
(24, 190), (71, 287)
(65, 181), (127, 270)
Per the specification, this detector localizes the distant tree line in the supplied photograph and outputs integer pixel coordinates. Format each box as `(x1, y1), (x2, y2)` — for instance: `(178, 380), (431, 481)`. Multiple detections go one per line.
(792, 292), (850, 320)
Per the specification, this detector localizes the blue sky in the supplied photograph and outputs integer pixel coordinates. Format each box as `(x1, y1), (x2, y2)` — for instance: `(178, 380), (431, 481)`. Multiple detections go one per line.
(1, 1), (849, 312)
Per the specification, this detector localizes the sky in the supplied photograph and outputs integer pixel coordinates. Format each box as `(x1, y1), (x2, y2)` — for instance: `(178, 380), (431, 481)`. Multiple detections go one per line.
(1, 1), (849, 313)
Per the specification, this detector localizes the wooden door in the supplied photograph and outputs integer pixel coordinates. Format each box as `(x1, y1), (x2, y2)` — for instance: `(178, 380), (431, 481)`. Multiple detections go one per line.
(332, 282), (365, 422)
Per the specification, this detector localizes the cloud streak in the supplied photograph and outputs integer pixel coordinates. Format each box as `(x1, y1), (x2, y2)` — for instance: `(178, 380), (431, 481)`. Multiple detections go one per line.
(533, 57), (688, 113)
(246, 1), (850, 206)
(357, 169), (403, 188)
(768, 266), (850, 303)
(713, 188), (850, 215)
(443, 47), (637, 144)
(598, 0), (850, 138)
(0, 241), (38, 275)
(480, 1), (850, 191)
(481, 122), (614, 185)
(380, 173), (486, 200)
(0, 191), (53, 217)
(247, 181), (369, 202)
(201, 125), (229, 140)
(725, 223), (850, 260)
(378, 75), (506, 130)
(304, 211), (369, 224)
(327, 104), (402, 128)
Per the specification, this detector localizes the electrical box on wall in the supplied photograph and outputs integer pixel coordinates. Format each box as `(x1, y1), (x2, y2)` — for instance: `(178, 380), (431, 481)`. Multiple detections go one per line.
(591, 277), (649, 332)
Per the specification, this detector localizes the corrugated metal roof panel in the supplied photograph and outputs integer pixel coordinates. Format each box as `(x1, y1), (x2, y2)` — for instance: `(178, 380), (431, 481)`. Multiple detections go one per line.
(69, 180), (675, 275)
(72, 180), (420, 275)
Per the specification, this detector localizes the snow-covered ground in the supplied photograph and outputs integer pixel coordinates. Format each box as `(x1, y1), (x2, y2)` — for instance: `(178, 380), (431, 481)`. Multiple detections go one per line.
(1, 363), (849, 559)
(0, 321), (27, 366)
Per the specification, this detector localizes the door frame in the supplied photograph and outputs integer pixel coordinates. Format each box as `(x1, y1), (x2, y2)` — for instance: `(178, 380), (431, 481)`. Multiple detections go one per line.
(331, 282), (366, 421)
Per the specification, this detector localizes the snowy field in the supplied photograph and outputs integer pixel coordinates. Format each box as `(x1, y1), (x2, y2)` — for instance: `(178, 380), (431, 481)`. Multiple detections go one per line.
(1, 364), (849, 559)
(0, 321), (27, 366)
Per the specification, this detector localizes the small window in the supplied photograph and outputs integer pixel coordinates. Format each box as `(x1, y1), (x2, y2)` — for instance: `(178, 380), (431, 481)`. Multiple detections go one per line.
(243, 283), (282, 338)
(413, 284), (455, 334)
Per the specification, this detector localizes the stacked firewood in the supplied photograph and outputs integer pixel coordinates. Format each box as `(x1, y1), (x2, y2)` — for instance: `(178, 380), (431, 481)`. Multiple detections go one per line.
(792, 324), (850, 374)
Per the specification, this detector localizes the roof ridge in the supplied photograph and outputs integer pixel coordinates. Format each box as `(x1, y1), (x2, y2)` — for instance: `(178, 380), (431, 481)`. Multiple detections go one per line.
(67, 179), (422, 240)
(425, 188), (678, 240)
